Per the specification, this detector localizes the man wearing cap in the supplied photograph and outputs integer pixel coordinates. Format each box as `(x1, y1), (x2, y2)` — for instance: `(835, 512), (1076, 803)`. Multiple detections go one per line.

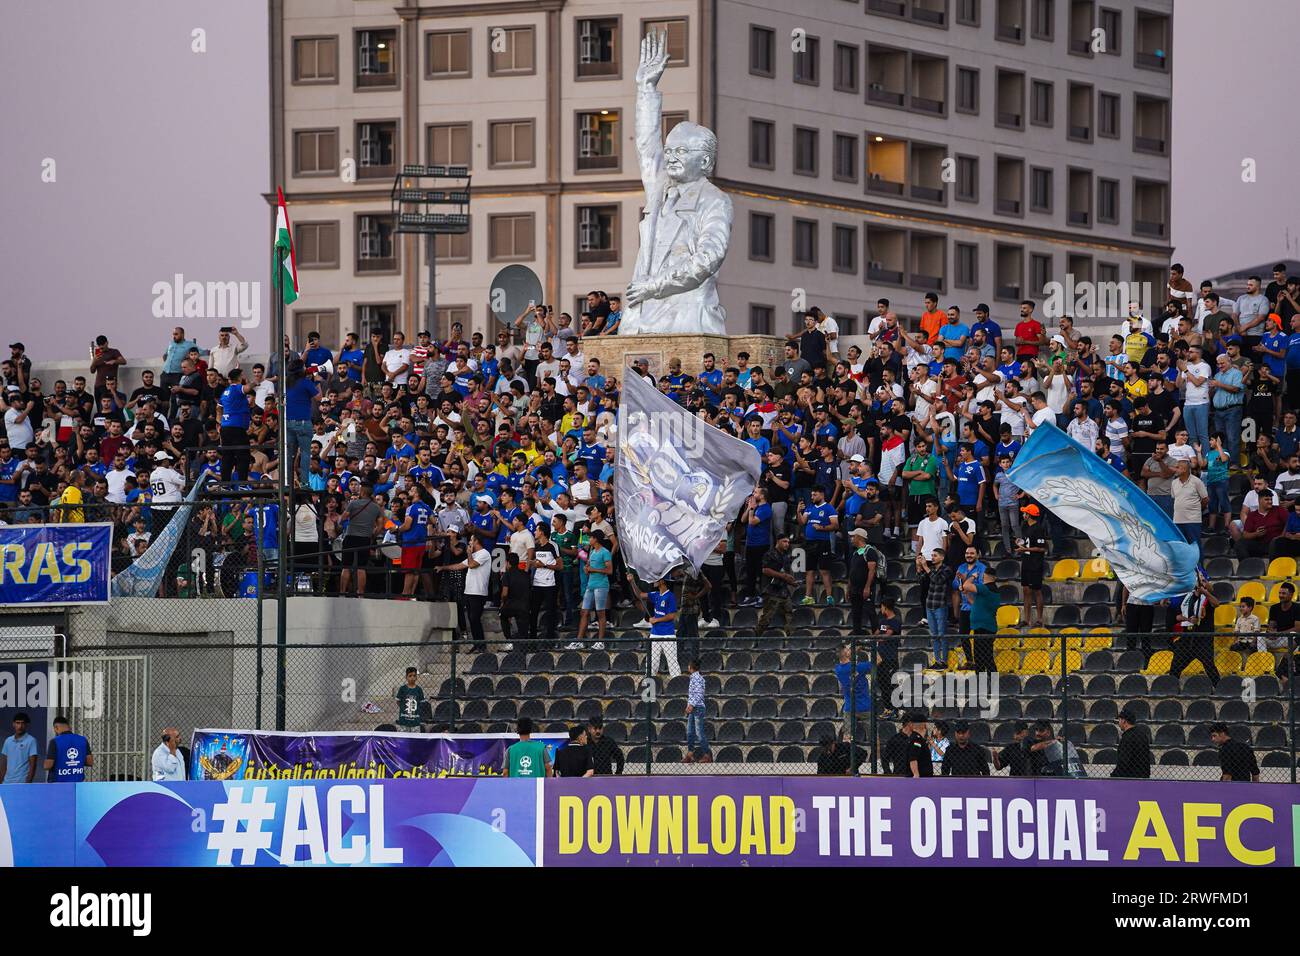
(149, 448), (186, 532)
(847, 528), (884, 634)
(1112, 709), (1152, 779)
(940, 720), (989, 776)
(1016, 504), (1048, 627)
(7, 343), (31, 392)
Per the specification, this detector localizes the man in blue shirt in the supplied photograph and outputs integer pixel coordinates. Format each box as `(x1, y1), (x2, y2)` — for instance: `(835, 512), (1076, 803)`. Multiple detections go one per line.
(952, 545), (988, 638)
(996, 346), (1022, 382)
(799, 487), (839, 606)
(970, 305), (1003, 355)
(0, 445), (20, 505)
(0, 713), (38, 784)
(337, 332), (365, 383)
(742, 489), (773, 606)
(577, 428), (605, 476)
(834, 643), (873, 740)
(940, 307), (970, 361)
(302, 331), (333, 370)
(284, 363), (318, 486)
(699, 353), (723, 405)
(399, 488), (433, 597)
(625, 576), (681, 678)
(409, 448), (445, 489)
(1285, 313), (1300, 404)
(218, 367), (255, 481)
(954, 444), (986, 513)
(44, 716), (93, 782)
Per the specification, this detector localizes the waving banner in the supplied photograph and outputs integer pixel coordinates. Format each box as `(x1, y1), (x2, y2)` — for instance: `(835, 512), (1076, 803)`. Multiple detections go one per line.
(111, 472), (211, 598)
(1006, 422), (1198, 603)
(615, 369), (761, 581)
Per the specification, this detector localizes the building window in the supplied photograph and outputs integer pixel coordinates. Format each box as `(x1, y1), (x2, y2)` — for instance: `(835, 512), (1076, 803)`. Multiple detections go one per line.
(1030, 0), (1054, 40)
(295, 221), (339, 269)
(749, 305), (775, 335)
(832, 224), (857, 274)
(356, 29), (398, 89)
(1098, 92), (1120, 138)
(1030, 166), (1053, 213)
(293, 310), (340, 347)
(356, 303), (397, 342)
(356, 214), (397, 273)
(956, 154), (978, 202)
(793, 126), (819, 176)
(833, 313), (857, 336)
(1099, 7), (1120, 54)
(428, 123), (471, 169)
(750, 26), (775, 77)
(661, 111), (688, 139)
(996, 0), (1026, 42)
(793, 219), (818, 267)
(956, 67), (979, 114)
(489, 26), (535, 75)
(833, 43), (859, 92)
(434, 228), (471, 264)
(955, 242), (979, 289)
(642, 18), (688, 65)
(1030, 80), (1053, 126)
(576, 111), (620, 171)
(996, 68), (1025, 129)
(489, 213), (535, 261)
(749, 119), (775, 169)
(576, 205), (620, 265)
(293, 36), (338, 84)
(1030, 253), (1053, 296)
(356, 121), (398, 179)
(995, 244), (1023, 300)
(577, 17), (620, 79)
(793, 36), (820, 85)
(489, 119), (534, 168)
(833, 132), (858, 182)
(293, 129), (338, 176)
(749, 212), (774, 262)
(427, 30), (470, 78)
(957, 0), (980, 25)
(1097, 177), (1119, 224)
(1098, 261), (1119, 284)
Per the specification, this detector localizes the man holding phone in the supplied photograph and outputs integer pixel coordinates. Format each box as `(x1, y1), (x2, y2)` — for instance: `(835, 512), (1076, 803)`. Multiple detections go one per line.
(209, 326), (248, 377)
(152, 726), (185, 781)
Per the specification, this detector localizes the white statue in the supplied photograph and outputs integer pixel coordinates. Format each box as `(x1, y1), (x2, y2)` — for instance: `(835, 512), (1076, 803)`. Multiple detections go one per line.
(621, 30), (732, 337)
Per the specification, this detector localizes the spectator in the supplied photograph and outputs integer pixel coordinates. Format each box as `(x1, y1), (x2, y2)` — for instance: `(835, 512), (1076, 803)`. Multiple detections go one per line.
(881, 713), (914, 776)
(151, 726), (186, 782)
(755, 533), (797, 632)
(552, 725), (595, 778)
(992, 720), (1032, 776)
(1229, 596), (1263, 653)
(815, 733), (852, 776)
(586, 716), (624, 775)
(504, 718), (552, 778)
(963, 567), (1000, 672)
(570, 530), (612, 650)
(1111, 709), (1152, 779)
(834, 642), (872, 742)
(846, 528), (884, 634)
(0, 713), (38, 784)
(43, 715), (93, 782)
(436, 537), (492, 652)
(1171, 459), (1208, 555)
(684, 658), (712, 764)
(905, 713), (934, 778)
(395, 667), (425, 732)
(1016, 504), (1048, 627)
(922, 549), (952, 668)
(1235, 487), (1285, 558)
(1211, 722), (1260, 782)
(1203, 433), (1233, 535)
(940, 720), (990, 776)
(497, 543), (531, 651)
(208, 326), (248, 377)
(1027, 720), (1085, 778)
(626, 574), (680, 678)
(1171, 574), (1220, 683)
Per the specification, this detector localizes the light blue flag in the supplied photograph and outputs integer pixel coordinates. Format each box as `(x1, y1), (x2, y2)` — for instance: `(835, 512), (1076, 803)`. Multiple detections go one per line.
(1005, 422), (1198, 604)
(111, 473), (212, 598)
(615, 369), (762, 581)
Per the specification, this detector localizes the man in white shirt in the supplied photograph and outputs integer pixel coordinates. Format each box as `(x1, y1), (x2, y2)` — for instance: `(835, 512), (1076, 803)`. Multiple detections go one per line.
(535, 342), (562, 385)
(151, 727), (185, 781)
(104, 453), (135, 504)
(562, 338), (585, 376)
(208, 327), (248, 376)
(3, 390), (34, 449)
(816, 309), (839, 357)
(1024, 391), (1056, 431)
(1066, 401), (1098, 449)
(383, 332), (412, 386)
(438, 544), (492, 650)
(996, 381), (1030, 438)
(1177, 345), (1212, 451)
(1235, 276), (1272, 341)
(912, 498), (949, 559)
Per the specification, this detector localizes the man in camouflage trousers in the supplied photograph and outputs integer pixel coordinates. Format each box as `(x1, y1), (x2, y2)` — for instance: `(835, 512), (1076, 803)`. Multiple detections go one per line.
(756, 533), (798, 633)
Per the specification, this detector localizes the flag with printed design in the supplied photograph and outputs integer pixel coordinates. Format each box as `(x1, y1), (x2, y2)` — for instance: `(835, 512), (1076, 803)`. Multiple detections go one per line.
(274, 186), (298, 305)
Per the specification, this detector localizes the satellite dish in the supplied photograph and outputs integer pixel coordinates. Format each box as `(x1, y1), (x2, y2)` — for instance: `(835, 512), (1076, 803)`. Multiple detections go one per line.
(488, 264), (544, 326)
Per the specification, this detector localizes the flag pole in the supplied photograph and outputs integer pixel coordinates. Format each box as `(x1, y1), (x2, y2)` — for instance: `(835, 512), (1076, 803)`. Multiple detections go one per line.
(274, 242), (288, 732)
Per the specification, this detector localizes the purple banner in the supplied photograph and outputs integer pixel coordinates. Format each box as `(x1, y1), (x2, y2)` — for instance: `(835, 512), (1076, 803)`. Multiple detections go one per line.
(544, 776), (1299, 867)
(190, 729), (567, 780)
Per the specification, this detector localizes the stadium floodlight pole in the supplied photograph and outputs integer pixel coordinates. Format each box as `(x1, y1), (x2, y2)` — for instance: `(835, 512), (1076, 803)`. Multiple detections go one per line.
(274, 243), (288, 732)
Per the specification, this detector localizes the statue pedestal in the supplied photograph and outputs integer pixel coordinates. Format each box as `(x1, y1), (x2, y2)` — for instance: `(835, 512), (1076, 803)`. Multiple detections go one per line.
(580, 333), (785, 380)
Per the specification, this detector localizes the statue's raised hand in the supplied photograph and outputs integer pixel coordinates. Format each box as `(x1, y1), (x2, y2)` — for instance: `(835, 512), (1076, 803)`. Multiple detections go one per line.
(635, 30), (669, 89)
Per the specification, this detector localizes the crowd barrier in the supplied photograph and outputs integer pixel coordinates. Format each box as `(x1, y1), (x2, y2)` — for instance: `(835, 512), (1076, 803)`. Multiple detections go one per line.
(0, 776), (1293, 867)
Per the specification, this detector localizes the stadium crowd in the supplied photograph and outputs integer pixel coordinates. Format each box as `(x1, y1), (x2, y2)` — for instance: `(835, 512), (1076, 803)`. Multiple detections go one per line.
(3, 267), (1300, 686)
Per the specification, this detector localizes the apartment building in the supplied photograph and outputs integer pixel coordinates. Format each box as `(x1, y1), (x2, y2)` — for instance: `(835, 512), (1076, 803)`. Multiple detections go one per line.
(270, 0), (1173, 345)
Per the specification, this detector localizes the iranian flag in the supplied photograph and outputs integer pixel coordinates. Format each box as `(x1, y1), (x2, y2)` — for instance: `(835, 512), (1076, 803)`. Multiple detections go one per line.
(274, 186), (298, 305)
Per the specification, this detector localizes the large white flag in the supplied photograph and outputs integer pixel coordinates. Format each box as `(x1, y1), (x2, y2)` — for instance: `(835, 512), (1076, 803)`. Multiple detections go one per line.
(614, 370), (761, 581)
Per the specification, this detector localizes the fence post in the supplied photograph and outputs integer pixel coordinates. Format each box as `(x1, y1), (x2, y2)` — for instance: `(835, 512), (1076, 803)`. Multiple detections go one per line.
(1291, 634), (1296, 786)
(449, 635), (458, 734)
(645, 636), (653, 776)
(869, 636), (878, 775)
(255, 523), (264, 729)
(849, 636), (858, 776)
(1059, 631), (1069, 758)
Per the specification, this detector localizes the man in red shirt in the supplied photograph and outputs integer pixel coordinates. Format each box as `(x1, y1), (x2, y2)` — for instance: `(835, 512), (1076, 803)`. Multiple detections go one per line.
(1013, 300), (1046, 362)
(1236, 488), (1287, 559)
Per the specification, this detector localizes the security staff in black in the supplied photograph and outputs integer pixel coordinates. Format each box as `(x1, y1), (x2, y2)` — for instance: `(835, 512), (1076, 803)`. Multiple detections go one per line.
(1111, 709), (1152, 779)
(993, 720), (1032, 776)
(940, 720), (990, 776)
(882, 715), (914, 775)
(906, 713), (934, 778)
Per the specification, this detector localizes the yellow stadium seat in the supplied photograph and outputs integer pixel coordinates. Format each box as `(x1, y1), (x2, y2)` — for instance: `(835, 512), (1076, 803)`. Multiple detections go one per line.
(1142, 650), (1172, 675)
(993, 638), (1020, 651)
(1256, 604), (1270, 623)
(1236, 581), (1266, 603)
(1021, 635), (1052, 651)
(1028, 626), (1051, 635)
(997, 605), (1021, 628)
(995, 650), (1020, 673)
(1213, 605), (1237, 628)
(1180, 659), (1206, 676)
(1064, 650), (1082, 672)
(1080, 558), (1114, 580)
(1060, 626), (1081, 634)
(1216, 652), (1243, 676)
(1214, 635), (1235, 651)
(1049, 559), (1080, 581)
(1243, 652), (1276, 676)
(1265, 558), (1296, 581)
(947, 649), (969, 670)
(1088, 626), (1116, 635)
(1083, 635), (1112, 652)
(1019, 653), (1049, 674)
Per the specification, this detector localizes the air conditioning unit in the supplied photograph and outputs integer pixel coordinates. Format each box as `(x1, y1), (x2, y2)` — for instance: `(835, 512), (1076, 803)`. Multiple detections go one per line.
(359, 126), (379, 166)
(578, 208), (601, 252)
(579, 21), (601, 64)
(359, 220), (382, 258)
(579, 122), (600, 158)
(358, 32), (377, 75)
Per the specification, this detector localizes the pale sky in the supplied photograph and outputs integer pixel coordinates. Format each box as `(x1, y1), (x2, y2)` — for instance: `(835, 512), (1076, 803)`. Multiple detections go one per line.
(0, 0), (1295, 361)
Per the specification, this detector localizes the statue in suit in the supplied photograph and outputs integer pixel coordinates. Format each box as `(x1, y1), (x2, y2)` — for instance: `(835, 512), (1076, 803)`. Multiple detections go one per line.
(622, 31), (732, 337)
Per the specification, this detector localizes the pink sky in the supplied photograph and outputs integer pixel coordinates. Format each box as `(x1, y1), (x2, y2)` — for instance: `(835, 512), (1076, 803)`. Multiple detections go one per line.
(1, 0), (1295, 361)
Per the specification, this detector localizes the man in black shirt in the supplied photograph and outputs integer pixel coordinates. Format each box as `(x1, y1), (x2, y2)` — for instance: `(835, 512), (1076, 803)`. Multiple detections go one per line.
(553, 725), (595, 778)
(790, 312), (828, 370)
(586, 716), (624, 775)
(1211, 722), (1260, 782)
(993, 720), (1032, 776)
(1111, 709), (1152, 778)
(881, 714), (914, 776)
(1126, 395), (1165, 486)
(940, 721), (990, 776)
(1017, 505), (1048, 628)
(875, 597), (902, 717)
(906, 713), (934, 778)
(816, 733), (850, 776)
